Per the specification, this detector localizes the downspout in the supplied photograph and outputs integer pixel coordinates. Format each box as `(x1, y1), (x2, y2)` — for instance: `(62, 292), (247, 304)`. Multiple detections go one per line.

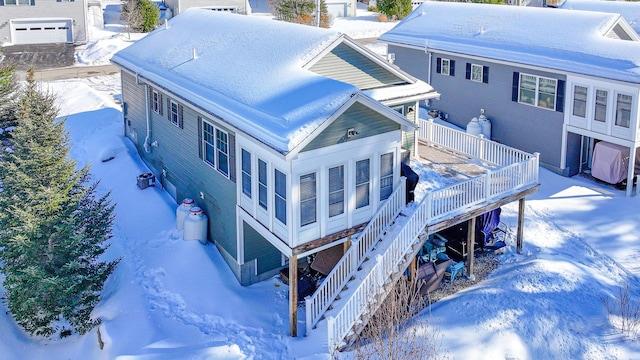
(136, 72), (152, 153)
(425, 39), (432, 108)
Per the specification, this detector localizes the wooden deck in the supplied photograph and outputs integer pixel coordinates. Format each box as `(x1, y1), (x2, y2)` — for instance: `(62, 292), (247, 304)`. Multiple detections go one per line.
(417, 140), (499, 181)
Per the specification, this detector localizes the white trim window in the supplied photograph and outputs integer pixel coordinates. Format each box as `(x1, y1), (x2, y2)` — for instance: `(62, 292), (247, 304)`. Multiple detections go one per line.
(170, 100), (180, 126)
(300, 172), (316, 226)
(201, 120), (230, 177)
(594, 89), (608, 123)
(216, 129), (229, 176)
(275, 170), (287, 225)
(615, 93), (632, 128)
(241, 149), (251, 198)
(436, 57), (455, 76)
(518, 73), (558, 110)
(355, 159), (370, 209)
(572, 85), (587, 118)
(379, 153), (394, 201)
(152, 90), (163, 115)
(328, 165), (344, 218)
(470, 64), (483, 82)
(2, 0), (35, 4)
(258, 159), (268, 210)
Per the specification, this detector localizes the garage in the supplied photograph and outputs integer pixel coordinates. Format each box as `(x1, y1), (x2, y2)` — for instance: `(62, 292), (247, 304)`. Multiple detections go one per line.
(10, 19), (73, 45)
(326, 2), (348, 17)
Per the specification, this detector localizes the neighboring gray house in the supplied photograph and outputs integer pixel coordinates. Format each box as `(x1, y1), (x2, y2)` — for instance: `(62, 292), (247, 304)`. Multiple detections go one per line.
(0, 0), (88, 45)
(163, 0), (248, 14)
(111, 9), (438, 288)
(380, 2), (640, 194)
(557, 0), (640, 35)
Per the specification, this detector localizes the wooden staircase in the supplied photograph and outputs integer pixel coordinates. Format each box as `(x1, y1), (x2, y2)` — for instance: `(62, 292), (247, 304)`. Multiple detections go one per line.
(304, 119), (540, 353)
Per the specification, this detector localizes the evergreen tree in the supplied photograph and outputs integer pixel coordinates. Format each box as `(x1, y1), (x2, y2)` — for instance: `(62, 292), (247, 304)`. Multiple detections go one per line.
(377, 0), (412, 21)
(121, 0), (159, 34)
(0, 73), (119, 337)
(0, 63), (19, 134)
(138, 0), (160, 32)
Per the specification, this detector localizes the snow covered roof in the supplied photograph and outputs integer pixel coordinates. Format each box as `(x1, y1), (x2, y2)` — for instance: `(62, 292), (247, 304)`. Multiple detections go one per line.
(559, 0), (640, 35)
(112, 10), (375, 154)
(379, 2), (640, 84)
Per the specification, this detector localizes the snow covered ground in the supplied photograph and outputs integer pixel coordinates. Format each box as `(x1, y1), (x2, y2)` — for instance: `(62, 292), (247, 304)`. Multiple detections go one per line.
(2, 3), (640, 360)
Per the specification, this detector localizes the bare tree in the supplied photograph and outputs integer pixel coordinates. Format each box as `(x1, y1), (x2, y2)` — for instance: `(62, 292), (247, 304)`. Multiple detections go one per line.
(120, 0), (142, 39)
(353, 276), (448, 360)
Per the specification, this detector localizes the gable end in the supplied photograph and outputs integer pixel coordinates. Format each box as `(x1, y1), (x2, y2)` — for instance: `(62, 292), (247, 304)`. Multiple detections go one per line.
(309, 43), (408, 90)
(301, 102), (401, 152)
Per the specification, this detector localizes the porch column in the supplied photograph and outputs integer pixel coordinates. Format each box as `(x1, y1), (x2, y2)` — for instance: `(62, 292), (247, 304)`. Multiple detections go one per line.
(517, 198), (525, 254)
(466, 217), (476, 281)
(626, 146), (637, 197)
(289, 255), (298, 337)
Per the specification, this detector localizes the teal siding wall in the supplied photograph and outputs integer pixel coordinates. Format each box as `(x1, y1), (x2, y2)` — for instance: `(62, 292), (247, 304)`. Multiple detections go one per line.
(309, 43), (406, 90)
(122, 72), (146, 151)
(243, 221), (282, 274)
(121, 71), (239, 261)
(302, 102), (401, 152)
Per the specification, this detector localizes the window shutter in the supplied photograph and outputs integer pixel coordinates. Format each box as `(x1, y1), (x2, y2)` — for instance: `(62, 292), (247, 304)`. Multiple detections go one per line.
(229, 133), (236, 183)
(556, 80), (565, 112)
(482, 66), (489, 84)
(197, 116), (203, 160)
(178, 104), (184, 129)
(159, 94), (164, 116)
(512, 72), (520, 102)
(148, 88), (153, 112)
(167, 99), (171, 122)
(465, 63), (471, 80)
(450, 60), (455, 77)
(436, 58), (442, 74)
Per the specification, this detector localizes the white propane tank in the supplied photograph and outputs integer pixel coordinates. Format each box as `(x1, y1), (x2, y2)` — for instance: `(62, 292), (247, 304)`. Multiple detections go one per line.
(466, 117), (482, 136)
(176, 198), (195, 230)
(183, 207), (208, 244)
(479, 111), (491, 139)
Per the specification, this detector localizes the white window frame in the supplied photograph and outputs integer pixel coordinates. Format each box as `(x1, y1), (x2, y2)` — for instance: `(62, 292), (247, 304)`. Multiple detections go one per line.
(152, 90), (161, 114)
(379, 152), (394, 201)
(241, 149), (251, 198)
(274, 169), (287, 225)
(215, 129), (229, 177)
(572, 85), (587, 118)
(441, 58), (451, 76)
(170, 100), (180, 126)
(470, 64), (483, 82)
(328, 165), (345, 218)
(355, 158), (371, 209)
(201, 119), (230, 178)
(299, 172), (317, 227)
(614, 92), (633, 129)
(258, 159), (268, 210)
(518, 73), (558, 110)
(594, 88), (608, 123)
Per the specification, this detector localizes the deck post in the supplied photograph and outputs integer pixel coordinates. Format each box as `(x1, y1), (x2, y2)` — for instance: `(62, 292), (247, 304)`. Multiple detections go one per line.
(289, 255), (298, 337)
(409, 256), (417, 284)
(466, 217), (476, 280)
(517, 198), (525, 254)
(343, 235), (352, 254)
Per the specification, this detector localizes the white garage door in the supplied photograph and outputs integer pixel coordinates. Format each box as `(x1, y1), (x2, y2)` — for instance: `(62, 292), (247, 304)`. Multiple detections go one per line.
(10, 19), (72, 45)
(326, 3), (348, 18)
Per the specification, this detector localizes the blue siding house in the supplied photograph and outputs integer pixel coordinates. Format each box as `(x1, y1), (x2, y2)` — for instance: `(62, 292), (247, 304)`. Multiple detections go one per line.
(111, 8), (438, 293)
(380, 2), (640, 195)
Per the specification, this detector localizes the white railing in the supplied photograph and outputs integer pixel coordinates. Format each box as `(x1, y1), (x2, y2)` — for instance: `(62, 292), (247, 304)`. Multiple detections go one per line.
(418, 119), (536, 166)
(323, 120), (540, 352)
(326, 158), (538, 351)
(327, 178), (434, 351)
(305, 177), (407, 335)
